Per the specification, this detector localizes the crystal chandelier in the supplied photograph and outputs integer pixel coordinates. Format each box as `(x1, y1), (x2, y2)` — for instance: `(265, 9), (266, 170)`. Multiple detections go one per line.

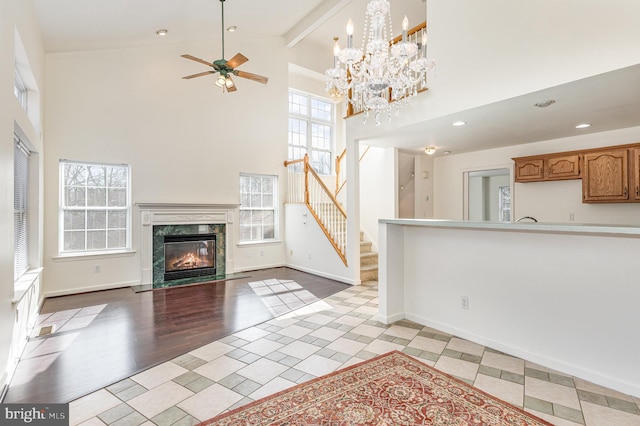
(325, 0), (435, 125)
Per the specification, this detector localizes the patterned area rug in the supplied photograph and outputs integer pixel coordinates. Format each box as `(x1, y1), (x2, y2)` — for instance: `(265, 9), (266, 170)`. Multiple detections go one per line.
(198, 350), (553, 426)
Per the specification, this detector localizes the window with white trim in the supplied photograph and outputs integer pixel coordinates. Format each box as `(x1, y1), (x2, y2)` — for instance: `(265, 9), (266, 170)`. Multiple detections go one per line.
(59, 160), (130, 254)
(288, 90), (334, 175)
(14, 135), (30, 280)
(239, 173), (277, 242)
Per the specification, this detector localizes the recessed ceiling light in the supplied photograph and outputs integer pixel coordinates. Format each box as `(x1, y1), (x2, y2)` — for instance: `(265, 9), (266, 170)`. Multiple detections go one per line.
(227, 26), (237, 32)
(534, 99), (556, 108)
(575, 123), (591, 129)
(156, 29), (168, 36)
(443, 151), (451, 155)
(452, 121), (466, 127)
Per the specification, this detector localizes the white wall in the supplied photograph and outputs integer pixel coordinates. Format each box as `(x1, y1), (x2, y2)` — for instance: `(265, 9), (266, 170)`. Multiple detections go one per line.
(43, 38), (289, 296)
(435, 126), (640, 225)
(347, 0), (640, 142)
(379, 221), (640, 397)
(359, 145), (396, 250)
(284, 204), (352, 284)
(1, 0), (45, 395)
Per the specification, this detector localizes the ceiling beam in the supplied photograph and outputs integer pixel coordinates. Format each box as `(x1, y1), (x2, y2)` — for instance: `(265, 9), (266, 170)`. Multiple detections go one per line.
(284, 0), (354, 48)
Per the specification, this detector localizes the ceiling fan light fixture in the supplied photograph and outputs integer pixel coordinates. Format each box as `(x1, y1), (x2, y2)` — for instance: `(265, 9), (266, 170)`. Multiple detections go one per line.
(215, 75), (226, 87)
(425, 147), (437, 155)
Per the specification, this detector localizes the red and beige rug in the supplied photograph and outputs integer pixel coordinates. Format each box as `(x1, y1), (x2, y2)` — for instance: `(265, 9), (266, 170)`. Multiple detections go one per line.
(198, 350), (553, 425)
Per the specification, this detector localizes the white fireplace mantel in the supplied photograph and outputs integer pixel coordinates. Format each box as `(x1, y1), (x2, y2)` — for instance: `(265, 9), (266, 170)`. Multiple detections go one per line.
(136, 203), (239, 285)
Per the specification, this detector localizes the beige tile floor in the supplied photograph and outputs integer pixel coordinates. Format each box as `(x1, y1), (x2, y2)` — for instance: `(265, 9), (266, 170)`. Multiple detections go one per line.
(69, 280), (640, 426)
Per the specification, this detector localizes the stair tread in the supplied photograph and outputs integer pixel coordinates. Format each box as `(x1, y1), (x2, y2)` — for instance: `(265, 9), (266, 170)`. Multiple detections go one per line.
(360, 264), (378, 271)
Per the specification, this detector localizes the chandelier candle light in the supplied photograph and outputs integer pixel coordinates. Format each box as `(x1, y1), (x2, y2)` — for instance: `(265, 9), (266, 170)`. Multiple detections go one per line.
(325, 0), (435, 125)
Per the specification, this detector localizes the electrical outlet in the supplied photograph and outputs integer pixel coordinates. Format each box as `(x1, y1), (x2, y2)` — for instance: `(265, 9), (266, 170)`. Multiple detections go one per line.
(289, 249), (293, 256)
(260, 250), (264, 257)
(94, 265), (101, 273)
(568, 212), (575, 221)
(308, 253), (312, 259)
(461, 296), (469, 310)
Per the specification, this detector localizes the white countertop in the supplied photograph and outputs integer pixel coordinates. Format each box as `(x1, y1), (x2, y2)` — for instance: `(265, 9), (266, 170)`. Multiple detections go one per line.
(379, 218), (640, 237)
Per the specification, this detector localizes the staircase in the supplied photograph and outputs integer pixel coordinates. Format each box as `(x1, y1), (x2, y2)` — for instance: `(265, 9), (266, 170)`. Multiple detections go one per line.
(360, 231), (378, 282)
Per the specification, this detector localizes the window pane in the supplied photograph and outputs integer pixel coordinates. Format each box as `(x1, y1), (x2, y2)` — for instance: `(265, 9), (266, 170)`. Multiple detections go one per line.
(87, 165), (106, 187)
(64, 230), (85, 251)
(108, 210), (126, 228)
(288, 92), (307, 115)
(108, 188), (127, 207)
(311, 123), (331, 150)
(311, 98), (332, 121)
(87, 188), (106, 207)
(87, 230), (106, 250)
(239, 225), (251, 241)
(107, 230), (126, 249)
(87, 210), (106, 229)
(64, 164), (87, 187)
(64, 211), (86, 230)
(65, 188), (86, 207)
(107, 167), (127, 187)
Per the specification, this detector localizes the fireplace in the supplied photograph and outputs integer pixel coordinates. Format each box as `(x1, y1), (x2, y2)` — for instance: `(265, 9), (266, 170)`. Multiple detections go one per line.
(163, 233), (216, 281)
(137, 203), (237, 289)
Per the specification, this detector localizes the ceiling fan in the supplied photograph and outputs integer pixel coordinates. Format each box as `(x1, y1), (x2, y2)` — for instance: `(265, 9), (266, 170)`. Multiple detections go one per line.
(181, 0), (268, 92)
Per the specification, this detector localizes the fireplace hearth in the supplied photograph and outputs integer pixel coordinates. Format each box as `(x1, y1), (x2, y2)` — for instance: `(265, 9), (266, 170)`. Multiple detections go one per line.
(163, 233), (216, 281)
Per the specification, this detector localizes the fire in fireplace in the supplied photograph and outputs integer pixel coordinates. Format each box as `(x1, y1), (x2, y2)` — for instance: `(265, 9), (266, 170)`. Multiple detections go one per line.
(164, 233), (216, 281)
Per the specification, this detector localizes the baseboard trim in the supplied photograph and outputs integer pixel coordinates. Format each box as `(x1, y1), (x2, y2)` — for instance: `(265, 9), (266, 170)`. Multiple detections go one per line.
(404, 312), (640, 399)
(284, 264), (356, 286)
(43, 280), (141, 298)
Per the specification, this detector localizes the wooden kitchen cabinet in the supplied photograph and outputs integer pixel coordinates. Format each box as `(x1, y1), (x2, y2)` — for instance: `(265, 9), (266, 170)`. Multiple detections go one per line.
(582, 149), (628, 202)
(546, 154), (581, 180)
(514, 158), (544, 182)
(633, 148), (640, 201)
(513, 154), (580, 182)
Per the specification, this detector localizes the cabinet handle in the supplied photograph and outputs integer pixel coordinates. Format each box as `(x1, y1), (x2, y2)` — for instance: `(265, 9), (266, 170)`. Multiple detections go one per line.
(624, 187), (628, 197)
(637, 186), (639, 197)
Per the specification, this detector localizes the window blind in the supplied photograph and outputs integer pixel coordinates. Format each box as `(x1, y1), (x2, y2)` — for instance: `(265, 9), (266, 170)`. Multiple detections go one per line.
(14, 135), (30, 280)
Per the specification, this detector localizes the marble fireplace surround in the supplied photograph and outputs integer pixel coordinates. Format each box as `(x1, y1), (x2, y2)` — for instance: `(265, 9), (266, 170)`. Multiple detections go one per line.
(137, 203), (238, 287)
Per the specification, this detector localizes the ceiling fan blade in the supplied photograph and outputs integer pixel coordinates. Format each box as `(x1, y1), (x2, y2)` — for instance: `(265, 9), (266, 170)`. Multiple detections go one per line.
(182, 71), (215, 79)
(226, 53), (249, 69)
(181, 54), (213, 67)
(234, 70), (269, 84)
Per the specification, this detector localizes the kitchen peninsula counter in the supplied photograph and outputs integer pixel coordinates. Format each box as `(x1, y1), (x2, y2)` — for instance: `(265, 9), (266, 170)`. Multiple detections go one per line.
(378, 218), (640, 398)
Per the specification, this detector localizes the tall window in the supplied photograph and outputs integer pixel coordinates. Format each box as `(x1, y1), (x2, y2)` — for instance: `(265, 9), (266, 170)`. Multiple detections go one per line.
(239, 174), (277, 242)
(14, 68), (27, 111)
(60, 161), (130, 254)
(288, 90), (334, 175)
(14, 135), (30, 280)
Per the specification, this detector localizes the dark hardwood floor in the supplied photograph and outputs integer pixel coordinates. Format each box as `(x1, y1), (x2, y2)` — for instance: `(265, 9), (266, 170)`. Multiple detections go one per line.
(3, 267), (349, 404)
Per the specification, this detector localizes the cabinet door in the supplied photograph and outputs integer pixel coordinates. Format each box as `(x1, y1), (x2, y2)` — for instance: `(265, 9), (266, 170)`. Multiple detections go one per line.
(633, 148), (640, 201)
(546, 154), (581, 180)
(582, 149), (628, 202)
(514, 158), (544, 182)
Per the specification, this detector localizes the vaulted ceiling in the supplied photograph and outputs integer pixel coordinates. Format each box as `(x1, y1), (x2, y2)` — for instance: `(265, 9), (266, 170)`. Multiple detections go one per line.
(31, 0), (640, 155)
